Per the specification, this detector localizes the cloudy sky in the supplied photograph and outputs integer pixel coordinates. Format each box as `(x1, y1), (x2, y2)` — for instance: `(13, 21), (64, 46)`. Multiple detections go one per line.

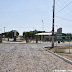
(0, 0), (72, 35)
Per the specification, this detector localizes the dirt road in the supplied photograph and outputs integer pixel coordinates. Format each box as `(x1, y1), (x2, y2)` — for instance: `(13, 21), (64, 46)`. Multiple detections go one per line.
(0, 43), (72, 72)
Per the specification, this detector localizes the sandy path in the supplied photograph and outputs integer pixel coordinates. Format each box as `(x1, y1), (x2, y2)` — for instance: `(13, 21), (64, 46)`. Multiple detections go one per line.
(0, 43), (72, 72)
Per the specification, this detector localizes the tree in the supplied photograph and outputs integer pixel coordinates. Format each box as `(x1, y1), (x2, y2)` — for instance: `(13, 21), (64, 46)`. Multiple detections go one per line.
(2, 30), (19, 38)
(35, 35), (40, 43)
(23, 30), (45, 40)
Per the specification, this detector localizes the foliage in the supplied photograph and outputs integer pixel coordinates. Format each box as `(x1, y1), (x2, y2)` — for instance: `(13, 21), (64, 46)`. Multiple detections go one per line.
(35, 35), (40, 39)
(23, 30), (45, 40)
(1, 30), (19, 38)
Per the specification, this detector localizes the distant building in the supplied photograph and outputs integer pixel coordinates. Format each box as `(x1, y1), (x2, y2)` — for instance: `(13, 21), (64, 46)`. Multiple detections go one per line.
(35, 32), (56, 41)
(35, 28), (62, 41)
(57, 28), (62, 33)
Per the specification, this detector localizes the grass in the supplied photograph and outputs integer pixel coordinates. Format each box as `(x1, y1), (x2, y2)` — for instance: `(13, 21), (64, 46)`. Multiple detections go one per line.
(45, 46), (72, 61)
(53, 49), (65, 53)
(45, 46), (65, 53)
(44, 47), (51, 50)
(58, 53), (72, 61)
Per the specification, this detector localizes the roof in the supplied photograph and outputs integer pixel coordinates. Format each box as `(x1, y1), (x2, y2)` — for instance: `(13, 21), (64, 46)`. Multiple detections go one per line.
(35, 33), (53, 36)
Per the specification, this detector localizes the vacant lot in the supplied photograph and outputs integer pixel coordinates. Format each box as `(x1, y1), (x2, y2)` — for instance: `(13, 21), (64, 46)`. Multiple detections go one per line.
(0, 43), (72, 72)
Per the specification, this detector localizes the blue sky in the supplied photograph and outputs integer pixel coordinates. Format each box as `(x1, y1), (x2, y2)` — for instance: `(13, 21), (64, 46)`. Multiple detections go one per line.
(0, 0), (72, 35)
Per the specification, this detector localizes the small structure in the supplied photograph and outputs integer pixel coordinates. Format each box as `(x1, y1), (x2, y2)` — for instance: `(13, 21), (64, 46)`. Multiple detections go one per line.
(57, 28), (62, 33)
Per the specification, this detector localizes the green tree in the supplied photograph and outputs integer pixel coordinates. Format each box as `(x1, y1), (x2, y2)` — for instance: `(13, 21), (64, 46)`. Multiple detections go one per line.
(23, 30), (45, 40)
(2, 30), (19, 38)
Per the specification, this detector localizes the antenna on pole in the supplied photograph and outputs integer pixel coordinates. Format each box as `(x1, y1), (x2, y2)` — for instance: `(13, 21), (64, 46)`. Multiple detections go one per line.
(42, 20), (44, 31)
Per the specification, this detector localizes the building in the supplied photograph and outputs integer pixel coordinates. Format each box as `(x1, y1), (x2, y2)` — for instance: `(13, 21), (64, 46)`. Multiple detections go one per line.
(35, 32), (56, 41)
(57, 28), (62, 33)
(35, 28), (62, 41)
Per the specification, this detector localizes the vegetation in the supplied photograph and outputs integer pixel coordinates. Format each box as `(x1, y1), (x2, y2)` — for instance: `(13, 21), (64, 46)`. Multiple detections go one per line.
(23, 30), (45, 40)
(53, 49), (65, 53)
(45, 46), (65, 53)
(1, 30), (19, 38)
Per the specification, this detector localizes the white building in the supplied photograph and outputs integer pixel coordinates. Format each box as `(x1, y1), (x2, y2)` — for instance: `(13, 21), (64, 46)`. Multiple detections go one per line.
(35, 32), (56, 41)
(35, 28), (62, 41)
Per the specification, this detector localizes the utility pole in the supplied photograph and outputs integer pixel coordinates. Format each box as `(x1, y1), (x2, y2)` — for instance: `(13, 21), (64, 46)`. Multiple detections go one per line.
(52, 0), (55, 48)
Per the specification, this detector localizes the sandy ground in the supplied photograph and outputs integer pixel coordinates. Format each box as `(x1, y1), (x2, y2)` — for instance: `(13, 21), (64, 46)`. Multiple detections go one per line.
(0, 43), (72, 72)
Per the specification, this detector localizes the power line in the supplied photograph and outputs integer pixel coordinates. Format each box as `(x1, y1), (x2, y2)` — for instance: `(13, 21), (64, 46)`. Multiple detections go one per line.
(61, 0), (72, 16)
(56, 1), (72, 14)
(59, 0), (72, 16)
(55, 0), (66, 14)
(55, 0), (72, 22)
(56, 0), (71, 16)
(56, 16), (72, 22)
